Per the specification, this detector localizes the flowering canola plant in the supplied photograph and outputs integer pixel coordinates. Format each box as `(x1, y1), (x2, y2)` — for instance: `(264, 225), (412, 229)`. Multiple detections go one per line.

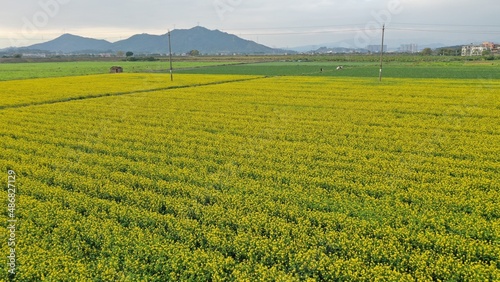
(0, 74), (499, 281)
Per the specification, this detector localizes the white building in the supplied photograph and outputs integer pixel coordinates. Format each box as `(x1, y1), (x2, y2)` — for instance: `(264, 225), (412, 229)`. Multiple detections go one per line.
(462, 45), (488, 56)
(21, 53), (47, 58)
(400, 44), (418, 53)
(366, 45), (387, 53)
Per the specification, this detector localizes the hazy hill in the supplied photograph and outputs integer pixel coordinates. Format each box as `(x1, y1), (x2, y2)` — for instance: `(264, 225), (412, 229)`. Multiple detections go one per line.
(111, 33), (168, 54)
(168, 26), (283, 54)
(25, 34), (113, 53)
(19, 27), (288, 55)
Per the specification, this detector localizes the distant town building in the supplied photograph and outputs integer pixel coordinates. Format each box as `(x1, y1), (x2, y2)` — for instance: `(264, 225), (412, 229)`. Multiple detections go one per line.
(462, 45), (488, 56)
(400, 44), (419, 53)
(482, 42), (499, 55)
(366, 45), (387, 53)
(21, 53), (47, 58)
(462, 42), (499, 56)
(482, 42), (497, 50)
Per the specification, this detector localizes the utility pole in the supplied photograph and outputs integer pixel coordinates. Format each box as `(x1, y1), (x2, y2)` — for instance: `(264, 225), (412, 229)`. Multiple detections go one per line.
(379, 24), (385, 82)
(168, 30), (173, 82)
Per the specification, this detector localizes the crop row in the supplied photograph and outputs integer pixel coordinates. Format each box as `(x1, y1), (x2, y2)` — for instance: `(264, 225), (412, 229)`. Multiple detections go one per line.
(0, 73), (261, 109)
(1, 75), (499, 280)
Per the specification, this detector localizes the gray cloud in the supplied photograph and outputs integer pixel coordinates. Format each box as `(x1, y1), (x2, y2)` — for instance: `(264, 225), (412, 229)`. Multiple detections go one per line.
(1, 0), (499, 48)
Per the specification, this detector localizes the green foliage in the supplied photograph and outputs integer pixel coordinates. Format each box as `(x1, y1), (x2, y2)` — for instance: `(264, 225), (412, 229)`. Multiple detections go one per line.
(437, 47), (461, 56)
(482, 50), (492, 56)
(481, 50), (495, 61)
(421, 48), (433, 56)
(125, 56), (158, 62)
(189, 50), (201, 56)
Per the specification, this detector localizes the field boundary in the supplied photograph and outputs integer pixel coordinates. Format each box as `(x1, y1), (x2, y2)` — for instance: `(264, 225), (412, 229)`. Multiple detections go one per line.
(0, 76), (267, 111)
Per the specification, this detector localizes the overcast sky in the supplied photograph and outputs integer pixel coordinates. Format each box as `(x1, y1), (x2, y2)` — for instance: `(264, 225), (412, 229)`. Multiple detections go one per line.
(1, 0), (499, 49)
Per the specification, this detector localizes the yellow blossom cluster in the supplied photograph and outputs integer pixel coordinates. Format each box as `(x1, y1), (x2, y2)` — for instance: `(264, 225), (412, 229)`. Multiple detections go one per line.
(0, 75), (498, 280)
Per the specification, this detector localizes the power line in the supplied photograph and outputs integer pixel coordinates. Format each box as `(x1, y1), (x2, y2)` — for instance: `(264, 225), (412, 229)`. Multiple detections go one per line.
(223, 22), (500, 37)
(392, 22), (500, 28)
(390, 27), (500, 35)
(221, 23), (369, 31)
(225, 28), (379, 37)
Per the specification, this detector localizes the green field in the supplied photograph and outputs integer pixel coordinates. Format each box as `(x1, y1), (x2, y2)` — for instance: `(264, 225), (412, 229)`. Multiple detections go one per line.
(2, 56), (499, 81)
(0, 60), (233, 81)
(177, 60), (500, 79)
(1, 59), (499, 281)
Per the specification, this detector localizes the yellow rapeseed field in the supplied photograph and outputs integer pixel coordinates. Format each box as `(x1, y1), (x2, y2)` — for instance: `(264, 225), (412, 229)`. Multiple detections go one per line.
(0, 74), (499, 281)
(0, 73), (261, 108)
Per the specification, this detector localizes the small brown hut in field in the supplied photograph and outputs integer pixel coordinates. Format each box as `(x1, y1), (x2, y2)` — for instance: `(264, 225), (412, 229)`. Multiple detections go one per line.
(110, 66), (123, 73)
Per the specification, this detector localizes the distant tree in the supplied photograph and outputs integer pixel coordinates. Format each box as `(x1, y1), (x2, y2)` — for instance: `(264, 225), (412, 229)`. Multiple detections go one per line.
(421, 48), (432, 56)
(437, 48), (461, 56)
(13, 54), (22, 58)
(482, 49), (492, 56)
(482, 50), (494, 60)
(116, 51), (125, 57)
(188, 50), (200, 56)
(126, 51), (134, 57)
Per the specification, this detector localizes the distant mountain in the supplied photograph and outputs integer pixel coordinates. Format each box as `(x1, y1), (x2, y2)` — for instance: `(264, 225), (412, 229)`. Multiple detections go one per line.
(180, 26), (290, 54)
(290, 40), (450, 53)
(25, 34), (113, 53)
(111, 33), (168, 54)
(312, 46), (369, 54)
(290, 39), (375, 53)
(18, 27), (289, 55)
(113, 27), (286, 54)
(418, 43), (447, 50)
(290, 43), (340, 53)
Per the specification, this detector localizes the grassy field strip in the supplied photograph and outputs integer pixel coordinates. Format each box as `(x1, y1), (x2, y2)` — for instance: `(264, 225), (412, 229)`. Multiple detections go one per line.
(177, 61), (500, 79)
(0, 61), (238, 81)
(0, 73), (264, 109)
